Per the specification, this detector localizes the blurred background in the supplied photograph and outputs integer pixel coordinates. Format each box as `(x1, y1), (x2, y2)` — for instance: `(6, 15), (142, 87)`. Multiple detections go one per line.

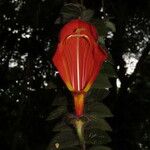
(0, 0), (150, 150)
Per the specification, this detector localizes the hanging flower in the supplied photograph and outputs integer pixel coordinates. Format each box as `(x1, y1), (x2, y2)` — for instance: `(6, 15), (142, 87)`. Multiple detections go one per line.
(52, 19), (107, 117)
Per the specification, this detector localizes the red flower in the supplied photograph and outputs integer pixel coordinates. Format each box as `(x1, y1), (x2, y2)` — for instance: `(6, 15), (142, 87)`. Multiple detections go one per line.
(52, 19), (107, 117)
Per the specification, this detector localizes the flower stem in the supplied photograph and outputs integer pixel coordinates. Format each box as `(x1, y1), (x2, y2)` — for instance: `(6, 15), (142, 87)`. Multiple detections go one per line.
(75, 119), (86, 150)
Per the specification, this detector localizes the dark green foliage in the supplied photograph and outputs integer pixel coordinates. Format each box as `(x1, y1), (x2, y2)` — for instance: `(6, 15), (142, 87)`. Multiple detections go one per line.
(47, 106), (67, 120)
(86, 89), (110, 102)
(85, 102), (113, 118)
(56, 3), (94, 24)
(92, 74), (112, 89)
(48, 88), (113, 149)
(85, 129), (111, 145)
(89, 146), (111, 150)
(48, 131), (80, 149)
(58, 3), (82, 23)
(61, 147), (79, 150)
(52, 121), (72, 132)
(101, 61), (117, 78)
(52, 96), (68, 106)
(85, 119), (112, 131)
(91, 19), (116, 37)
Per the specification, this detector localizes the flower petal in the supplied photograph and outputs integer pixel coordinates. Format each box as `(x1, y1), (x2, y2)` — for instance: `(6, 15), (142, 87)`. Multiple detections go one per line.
(52, 19), (107, 117)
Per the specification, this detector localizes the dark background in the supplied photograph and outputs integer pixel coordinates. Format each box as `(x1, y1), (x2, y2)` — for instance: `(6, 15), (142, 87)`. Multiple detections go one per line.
(0, 0), (150, 150)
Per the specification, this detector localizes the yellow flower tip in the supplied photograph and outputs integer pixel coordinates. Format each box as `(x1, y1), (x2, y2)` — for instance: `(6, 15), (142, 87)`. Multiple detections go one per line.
(84, 83), (92, 92)
(66, 82), (74, 91)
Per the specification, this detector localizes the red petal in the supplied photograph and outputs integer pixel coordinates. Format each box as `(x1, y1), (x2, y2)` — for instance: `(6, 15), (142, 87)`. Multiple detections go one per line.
(53, 31), (107, 92)
(52, 19), (107, 116)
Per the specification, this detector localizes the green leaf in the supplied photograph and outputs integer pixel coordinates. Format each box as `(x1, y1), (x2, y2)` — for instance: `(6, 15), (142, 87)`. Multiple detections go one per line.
(107, 52), (115, 65)
(86, 103), (113, 118)
(47, 106), (67, 120)
(92, 73), (112, 89)
(91, 20), (109, 37)
(56, 3), (95, 24)
(105, 21), (116, 32)
(89, 146), (111, 150)
(87, 110), (113, 119)
(98, 36), (105, 46)
(59, 3), (82, 23)
(86, 89), (110, 102)
(81, 9), (94, 21)
(85, 129), (111, 145)
(101, 61), (117, 77)
(91, 19), (116, 37)
(48, 131), (79, 149)
(62, 147), (79, 150)
(52, 96), (68, 106)
(53, 121), (72, 132)
(61, 3), (82, 14)
(85, 118), (112, 131)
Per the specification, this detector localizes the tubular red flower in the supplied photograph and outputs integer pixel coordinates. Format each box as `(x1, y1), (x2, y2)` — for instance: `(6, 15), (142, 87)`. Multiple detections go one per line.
(52, 19), (107, 117)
